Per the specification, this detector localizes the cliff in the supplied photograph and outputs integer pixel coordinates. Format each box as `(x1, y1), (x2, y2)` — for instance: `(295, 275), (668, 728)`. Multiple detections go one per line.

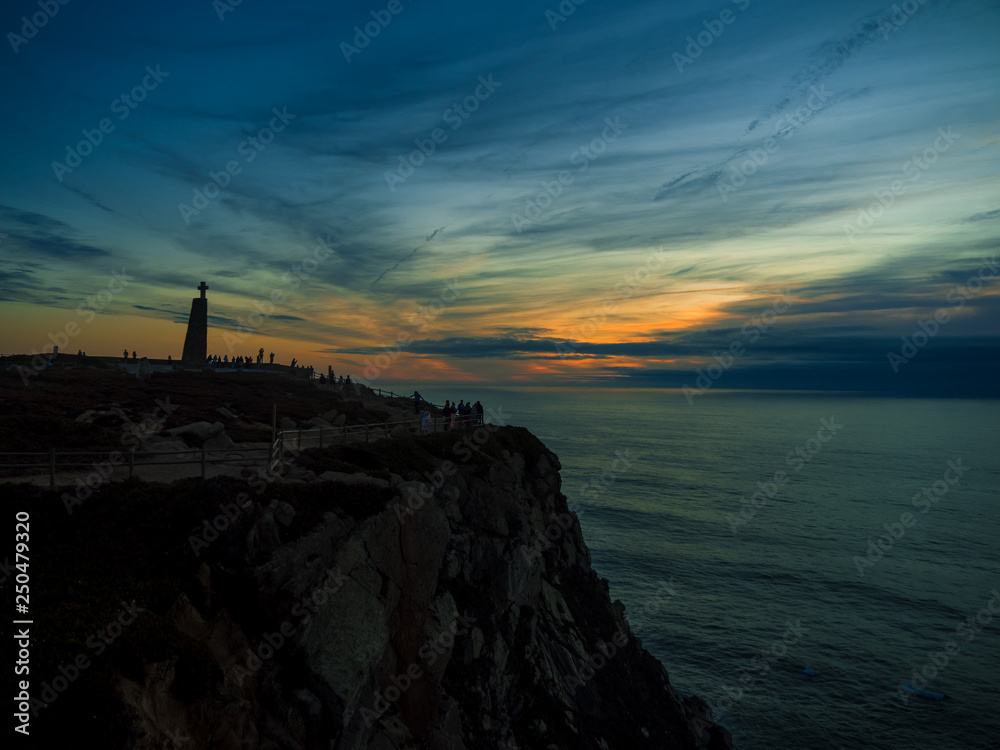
(5, 371), (730, 748)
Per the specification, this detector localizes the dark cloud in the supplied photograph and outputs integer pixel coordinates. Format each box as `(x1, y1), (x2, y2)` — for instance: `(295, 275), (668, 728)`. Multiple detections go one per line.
(962, 209), (1000, 223)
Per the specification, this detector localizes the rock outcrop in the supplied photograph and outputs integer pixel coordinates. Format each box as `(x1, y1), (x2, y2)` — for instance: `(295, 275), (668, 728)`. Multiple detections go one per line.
(115, 427), (731, 749)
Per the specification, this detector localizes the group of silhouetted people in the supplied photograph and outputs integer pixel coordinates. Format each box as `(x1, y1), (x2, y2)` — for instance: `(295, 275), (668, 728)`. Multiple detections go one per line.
(441, 399), (484, 430)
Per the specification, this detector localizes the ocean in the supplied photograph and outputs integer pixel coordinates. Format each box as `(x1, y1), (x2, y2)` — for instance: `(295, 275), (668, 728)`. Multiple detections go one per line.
(407, 386), (1000, 750)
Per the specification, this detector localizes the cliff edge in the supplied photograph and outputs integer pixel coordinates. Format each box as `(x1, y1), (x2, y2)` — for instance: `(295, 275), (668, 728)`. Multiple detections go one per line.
(12, 418), (730, 749)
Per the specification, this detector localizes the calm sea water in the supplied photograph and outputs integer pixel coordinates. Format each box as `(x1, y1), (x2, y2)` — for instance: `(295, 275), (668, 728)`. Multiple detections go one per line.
(408, 386), (1000, 750)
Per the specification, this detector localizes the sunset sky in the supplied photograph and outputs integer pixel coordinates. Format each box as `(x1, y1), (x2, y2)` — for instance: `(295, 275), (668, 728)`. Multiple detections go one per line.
(1, 0), (997, 393)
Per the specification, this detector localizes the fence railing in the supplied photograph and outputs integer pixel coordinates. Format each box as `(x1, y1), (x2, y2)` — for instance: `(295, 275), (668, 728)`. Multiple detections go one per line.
(0, 445), (270, 489)
(269, 412), (485, 469)
(1, 412), (487, 488)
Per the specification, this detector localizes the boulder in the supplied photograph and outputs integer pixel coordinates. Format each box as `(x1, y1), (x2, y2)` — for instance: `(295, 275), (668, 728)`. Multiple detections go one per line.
(321, 409), (339, 422)
(216, 406), (239, 420)
(302, 578), (390, 728)
(167, 421), (224, 442)
(317, 471), (391, 489)
(203, 432), (236, 451)
(279, 417), (297, 430)
(274, 501), (296, 527)
(307, 417), (332, 429)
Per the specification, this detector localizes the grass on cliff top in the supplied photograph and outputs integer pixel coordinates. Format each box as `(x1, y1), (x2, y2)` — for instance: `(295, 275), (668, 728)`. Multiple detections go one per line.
(295, 424), (549, 479)
(0, 367), (403, 453)
(1, 399), (550, 747)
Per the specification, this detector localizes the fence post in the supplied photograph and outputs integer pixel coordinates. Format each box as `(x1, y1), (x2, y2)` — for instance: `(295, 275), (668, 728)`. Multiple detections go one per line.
(201, 445), (206, 480)
(49, 448), (55, 489)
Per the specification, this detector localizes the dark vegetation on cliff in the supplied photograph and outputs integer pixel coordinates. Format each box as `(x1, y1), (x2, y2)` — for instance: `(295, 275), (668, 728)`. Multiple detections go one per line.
(2, 370), (729, 749)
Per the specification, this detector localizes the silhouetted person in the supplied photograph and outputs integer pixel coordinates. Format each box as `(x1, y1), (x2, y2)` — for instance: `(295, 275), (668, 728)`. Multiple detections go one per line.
(474, 400), (484, 425)
(132, 350), (137, 360)
(290, 358), (297, 368)
(269, 352), (274, 364)
(123, 349), (128, 360)
(413, 391), (423, 413)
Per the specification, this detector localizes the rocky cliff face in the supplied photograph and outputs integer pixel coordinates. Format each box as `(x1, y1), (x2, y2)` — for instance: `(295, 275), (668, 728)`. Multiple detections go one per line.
(116, 426), (730, 749)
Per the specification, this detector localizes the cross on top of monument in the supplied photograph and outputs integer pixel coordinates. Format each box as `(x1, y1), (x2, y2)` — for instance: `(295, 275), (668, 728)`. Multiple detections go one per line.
(198, 281), (209, 299)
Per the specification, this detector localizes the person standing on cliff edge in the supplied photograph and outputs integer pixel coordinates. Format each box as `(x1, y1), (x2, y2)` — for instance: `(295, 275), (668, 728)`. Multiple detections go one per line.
(413, 391), (424, 413)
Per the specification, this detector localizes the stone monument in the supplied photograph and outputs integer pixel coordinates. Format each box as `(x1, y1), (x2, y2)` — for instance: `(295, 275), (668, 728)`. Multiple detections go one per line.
(181, 281), (209, 366)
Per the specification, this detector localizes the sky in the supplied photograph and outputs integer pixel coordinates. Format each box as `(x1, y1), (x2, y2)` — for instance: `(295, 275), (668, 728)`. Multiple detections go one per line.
(0, 0), (997, 394)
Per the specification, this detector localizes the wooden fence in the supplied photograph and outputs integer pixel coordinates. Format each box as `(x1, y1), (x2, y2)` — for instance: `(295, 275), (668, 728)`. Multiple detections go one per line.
(1, 412), (486, 488)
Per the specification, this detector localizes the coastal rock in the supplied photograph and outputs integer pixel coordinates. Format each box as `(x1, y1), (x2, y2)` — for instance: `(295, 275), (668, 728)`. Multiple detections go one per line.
(204, 431), (236, 451)
(318, 470), (391, 489)
(108, 427), (729, 750)
(168, 420), (225, 442)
